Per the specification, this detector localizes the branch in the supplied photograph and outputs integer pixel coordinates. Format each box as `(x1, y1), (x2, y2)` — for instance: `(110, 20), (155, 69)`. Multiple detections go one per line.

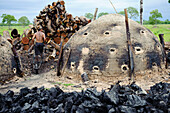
(109, 0), (118, 14)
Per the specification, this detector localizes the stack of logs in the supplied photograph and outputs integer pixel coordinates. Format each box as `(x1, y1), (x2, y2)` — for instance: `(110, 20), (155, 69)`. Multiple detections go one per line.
(21, 0), (91, 60)
(32, 0), (91, 45)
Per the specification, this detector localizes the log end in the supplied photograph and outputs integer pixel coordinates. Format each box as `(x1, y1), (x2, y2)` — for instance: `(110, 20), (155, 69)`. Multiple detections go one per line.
(21, 37), (30, 45)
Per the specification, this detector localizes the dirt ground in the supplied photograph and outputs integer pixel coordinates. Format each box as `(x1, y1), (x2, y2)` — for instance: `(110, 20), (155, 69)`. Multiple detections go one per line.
(0, 67), (169, 94)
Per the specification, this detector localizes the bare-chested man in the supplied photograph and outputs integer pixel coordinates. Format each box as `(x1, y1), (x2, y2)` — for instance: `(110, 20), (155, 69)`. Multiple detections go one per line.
(32, 28), (46, 63)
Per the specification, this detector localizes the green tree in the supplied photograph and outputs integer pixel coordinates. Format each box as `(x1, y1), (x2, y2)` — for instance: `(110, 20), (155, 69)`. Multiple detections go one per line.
(127, 7), (139, 19)
(118, 7), (139, 20)
(169, 0), (170, 3)
(85, 13), (93, 20)
(1, 14), (7, 18)
(18, 16), (30, 27)
(1, 14), (17, 29)
(98, 12), (109, 18)
(165, 19), (170, 24)
(149, 9), (162, 25)
(118, 11), (125, 16)
(143, 20), (150, 25)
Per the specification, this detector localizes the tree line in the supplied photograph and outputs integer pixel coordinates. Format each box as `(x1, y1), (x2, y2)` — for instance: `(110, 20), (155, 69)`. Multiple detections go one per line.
(0, 14), (30, 28)
(85, 7), (170, 25)
(1, 2), (170, 29)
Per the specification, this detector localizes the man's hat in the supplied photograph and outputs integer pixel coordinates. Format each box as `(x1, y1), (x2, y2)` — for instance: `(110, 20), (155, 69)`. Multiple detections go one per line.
(11, 29), (18, 38)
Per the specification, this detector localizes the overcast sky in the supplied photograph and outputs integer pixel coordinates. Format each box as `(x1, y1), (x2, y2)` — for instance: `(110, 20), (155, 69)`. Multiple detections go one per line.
(0, 0), (169, 23)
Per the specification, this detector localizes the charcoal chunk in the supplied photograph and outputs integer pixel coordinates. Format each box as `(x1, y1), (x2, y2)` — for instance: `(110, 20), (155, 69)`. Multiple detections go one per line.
(55, 103), (64, 113)
(71, 105), (77, 113)
(21, 103), (31, 111)
(76, 104), (85, 113)
(12, 105), (21, 113)
(5, 90), (14, 97)
(49, 87), (63, 98)
(108, 108), (116, 113)
(107, 105), (114, 111)
(118, 105), (136, 113)
(20, 87), (30, 96)
(130, 82), (147, 95)
(49, 87), (58, 98)
(5, 96), (13, 105)
(150, 82), (169, 94)
(48, 99), (59, 108)
(83, 88), (101, 102)
(103, 91), (119, 104)
(64, 99), (73, 112)
(126, 95), (147, 107)
(137, 108), (144, 113)
(31, 87), (38, 92)
(32, 101), (39, 109)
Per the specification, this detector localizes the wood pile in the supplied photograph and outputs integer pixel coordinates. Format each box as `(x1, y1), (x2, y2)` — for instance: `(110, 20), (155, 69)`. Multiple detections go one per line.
(31, 0), (91, 45)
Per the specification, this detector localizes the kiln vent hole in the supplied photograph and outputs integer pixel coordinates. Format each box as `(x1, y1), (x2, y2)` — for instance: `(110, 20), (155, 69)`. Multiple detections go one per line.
(93, 66), (99, 71)
(84, 33), (88, 35)
(121, 64), (129, 72)
(105, 32), (110, 35)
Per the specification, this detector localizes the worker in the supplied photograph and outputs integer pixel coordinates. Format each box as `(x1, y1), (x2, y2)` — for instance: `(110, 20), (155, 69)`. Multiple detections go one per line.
(32, 27), (46, 64)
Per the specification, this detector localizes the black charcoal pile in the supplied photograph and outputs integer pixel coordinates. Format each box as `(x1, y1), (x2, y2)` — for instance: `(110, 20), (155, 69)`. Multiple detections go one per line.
(0, 82), (169, 113)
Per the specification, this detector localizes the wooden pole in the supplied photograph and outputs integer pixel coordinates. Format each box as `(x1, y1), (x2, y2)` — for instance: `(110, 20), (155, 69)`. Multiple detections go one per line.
(93, 8), (98, 21)
(159, 34), (168, 69)
(109, 0), (118, 14)
(61, 48), (71, 76)
(57, 36), (64, 76)
(124, 9), (135, 81)
(140, 0), (143, 25)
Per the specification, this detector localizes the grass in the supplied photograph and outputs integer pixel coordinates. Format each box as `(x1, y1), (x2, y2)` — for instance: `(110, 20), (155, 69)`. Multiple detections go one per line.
(63, 83), (74, 87)
(0, 26), (29, 36)
(0, 25), (169, 42)
(54, 82), (74, 87)
(55, 82), (62, 85)
(144, 24), (170, 42)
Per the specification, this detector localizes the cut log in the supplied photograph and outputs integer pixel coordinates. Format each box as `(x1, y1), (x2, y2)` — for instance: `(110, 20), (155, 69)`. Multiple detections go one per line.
(47, 39), (60, 50)
(23, 45), (30, 50)
(58, 0), (65, 5)
(7, 38), (12, 45)
(52, 2), (57, 7)
(75, 16), (80, 23)
(49, 48), (56, 59)
(22, 29), (30, 37)
(47, 19), (55, 33)
(21, 37), (30, 45)
(27, 43), (35, 53)
(79, 16), (87, 23)
(45, 57), (49, 62)
(12, 37), (20, 46)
